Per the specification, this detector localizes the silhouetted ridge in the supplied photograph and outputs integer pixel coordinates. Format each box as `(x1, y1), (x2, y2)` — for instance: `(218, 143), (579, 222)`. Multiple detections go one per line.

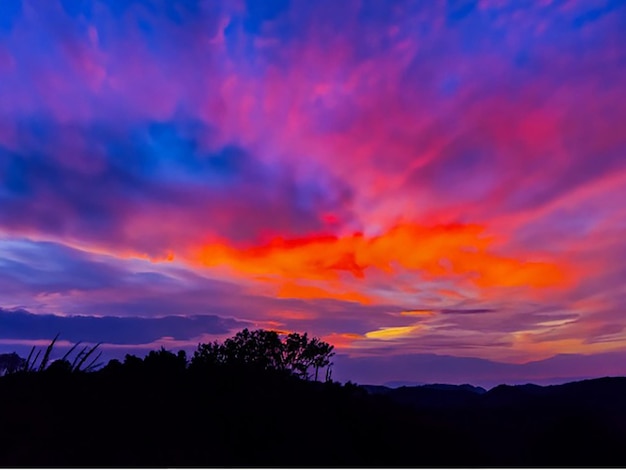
(1, 332), (626, 466)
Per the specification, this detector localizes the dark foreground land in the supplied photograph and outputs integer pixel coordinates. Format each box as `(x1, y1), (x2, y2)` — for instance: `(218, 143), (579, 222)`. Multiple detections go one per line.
(1, 358), (626, 467)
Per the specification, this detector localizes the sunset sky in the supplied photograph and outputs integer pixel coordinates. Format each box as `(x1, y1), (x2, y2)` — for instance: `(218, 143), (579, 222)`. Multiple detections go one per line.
(1, 0), (626, 386)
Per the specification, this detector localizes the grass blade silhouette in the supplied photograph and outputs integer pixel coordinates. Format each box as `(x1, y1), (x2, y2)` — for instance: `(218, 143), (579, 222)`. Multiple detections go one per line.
(83, 351), (103, 372)
(61, 341), (82, 363)
(29, 350), (41, 372)
(38, 334), (60, 372)
(23, 346), (36, 372)
(74, 343), (101, 372)
(71, 346), (89, 371)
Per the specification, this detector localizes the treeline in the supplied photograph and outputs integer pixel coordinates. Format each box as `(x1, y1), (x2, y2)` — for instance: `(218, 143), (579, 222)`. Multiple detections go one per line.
(1, 329), (626, 466)
(0, 328), (335, 381)
(0, 329), (445, 467)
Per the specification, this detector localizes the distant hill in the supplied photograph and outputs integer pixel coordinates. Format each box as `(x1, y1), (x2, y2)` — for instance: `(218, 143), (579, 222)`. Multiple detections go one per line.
(362, 382), (487, 407)
(359, 376), (626, 465)
(332, 351), (626, 387)
(364, 376), (626, 409)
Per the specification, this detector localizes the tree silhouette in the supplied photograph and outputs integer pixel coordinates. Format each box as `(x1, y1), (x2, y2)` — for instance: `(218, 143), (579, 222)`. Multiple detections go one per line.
(282, 332), (334, 380)
(283, 332), (310, 377)
(307, 336), (334, 381)
(144, 347), (188, 375)
(190, 328), (335, 380)
(191, 341), (223, 370)
(221, 328), (284, 370)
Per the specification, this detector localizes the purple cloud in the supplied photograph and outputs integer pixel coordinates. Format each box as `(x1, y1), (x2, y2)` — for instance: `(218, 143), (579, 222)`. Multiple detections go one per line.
(0, 307), (247, 345)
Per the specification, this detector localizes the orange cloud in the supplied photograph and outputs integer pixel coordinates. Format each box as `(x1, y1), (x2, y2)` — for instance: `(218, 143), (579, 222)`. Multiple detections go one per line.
(191, 222), (570, 303)
(401, 309), (436, 317)
(321, 332), (364, 349)
(276, 282), (373, 304)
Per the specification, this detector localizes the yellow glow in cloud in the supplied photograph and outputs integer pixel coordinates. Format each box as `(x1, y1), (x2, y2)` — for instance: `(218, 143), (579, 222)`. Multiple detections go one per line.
(365, 325), (421, 340)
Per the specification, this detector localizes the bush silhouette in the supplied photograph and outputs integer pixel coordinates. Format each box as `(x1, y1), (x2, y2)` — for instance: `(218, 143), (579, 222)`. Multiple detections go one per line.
(0, 353), (25, 376)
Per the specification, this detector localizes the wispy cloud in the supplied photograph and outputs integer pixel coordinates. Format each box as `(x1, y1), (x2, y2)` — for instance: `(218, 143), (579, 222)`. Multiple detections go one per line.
(0, 0), (625, 383)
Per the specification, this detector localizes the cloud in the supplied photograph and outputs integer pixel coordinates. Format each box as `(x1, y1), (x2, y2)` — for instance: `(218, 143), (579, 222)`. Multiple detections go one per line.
(192, 222), (568, 304)
(333, 350), (626, 389)
(0, 238), (412, 344)
(441, 308), (495, 314)
(0, 307), (247, 344)
(0, 0), (625, 383)
(0, 123), (354, 257)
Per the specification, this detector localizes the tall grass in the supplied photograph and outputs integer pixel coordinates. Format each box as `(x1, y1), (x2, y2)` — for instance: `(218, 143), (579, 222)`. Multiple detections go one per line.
(16, 335), (103, 374)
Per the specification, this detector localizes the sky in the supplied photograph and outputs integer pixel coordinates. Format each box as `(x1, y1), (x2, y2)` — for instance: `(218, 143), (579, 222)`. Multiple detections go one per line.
(1, 0), (626, 387)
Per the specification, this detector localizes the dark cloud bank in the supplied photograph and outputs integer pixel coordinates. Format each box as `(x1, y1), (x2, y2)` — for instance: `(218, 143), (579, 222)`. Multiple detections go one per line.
(0, 307), (247, 344)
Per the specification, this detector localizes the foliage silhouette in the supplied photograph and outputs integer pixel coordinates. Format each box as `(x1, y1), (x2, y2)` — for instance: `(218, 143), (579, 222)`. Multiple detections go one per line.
(11, 334), (103, 374)
(1, 330), (626, 466)
(191, 328), (335, 380)
(0, 353), (24, 376)
(38, 333), (59, 372)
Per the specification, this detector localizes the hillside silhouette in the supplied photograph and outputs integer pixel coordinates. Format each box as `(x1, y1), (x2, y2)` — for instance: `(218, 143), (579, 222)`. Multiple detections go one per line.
(0, 329), (625, 466)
